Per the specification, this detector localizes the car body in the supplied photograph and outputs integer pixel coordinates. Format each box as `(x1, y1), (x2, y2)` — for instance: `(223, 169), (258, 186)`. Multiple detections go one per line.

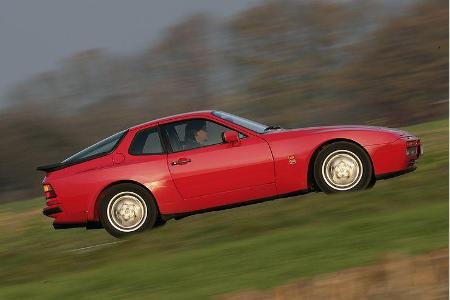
(38, 111), (422, 237)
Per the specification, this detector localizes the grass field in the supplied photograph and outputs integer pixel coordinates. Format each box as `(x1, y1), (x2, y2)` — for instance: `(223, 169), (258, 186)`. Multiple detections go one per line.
(0, 119), (448, 299)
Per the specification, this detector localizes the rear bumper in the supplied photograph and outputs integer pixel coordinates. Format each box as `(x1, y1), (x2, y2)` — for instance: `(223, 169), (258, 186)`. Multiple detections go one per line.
(42, 206), (88, 229)
(42, 206), (62, 216)
(43, 197), (88, 228)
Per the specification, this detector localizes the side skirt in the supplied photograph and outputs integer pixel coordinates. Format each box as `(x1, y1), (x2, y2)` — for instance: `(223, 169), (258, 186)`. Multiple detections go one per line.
(161, 189), (311, 221)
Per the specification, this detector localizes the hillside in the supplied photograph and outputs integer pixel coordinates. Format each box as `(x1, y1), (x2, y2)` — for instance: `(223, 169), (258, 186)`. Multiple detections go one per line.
(0, 119), (448, 299)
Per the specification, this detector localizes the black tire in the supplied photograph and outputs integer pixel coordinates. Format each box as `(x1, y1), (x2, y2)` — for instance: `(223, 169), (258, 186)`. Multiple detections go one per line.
(99, 183), (158, 238)
(153, 217), (167, 229)
(313, 141), (373, 194)
(367, 175), (376, 189)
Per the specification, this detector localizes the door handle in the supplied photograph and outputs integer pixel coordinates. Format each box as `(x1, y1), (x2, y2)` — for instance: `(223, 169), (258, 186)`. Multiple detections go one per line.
(171, 158), (191, 166)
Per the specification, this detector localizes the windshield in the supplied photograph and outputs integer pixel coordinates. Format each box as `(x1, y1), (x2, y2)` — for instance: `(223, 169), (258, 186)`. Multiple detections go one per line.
(212, 111), (267, 133)
(62, 130), (127, 164)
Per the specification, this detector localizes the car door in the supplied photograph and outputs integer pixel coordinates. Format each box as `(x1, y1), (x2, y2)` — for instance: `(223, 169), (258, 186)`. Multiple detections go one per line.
(161, 118), (276, 210)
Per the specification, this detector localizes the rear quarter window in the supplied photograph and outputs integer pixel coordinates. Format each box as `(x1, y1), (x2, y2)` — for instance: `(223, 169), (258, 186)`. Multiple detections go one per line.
(62, 130), (127, 164)
(129, 127), (164, 155)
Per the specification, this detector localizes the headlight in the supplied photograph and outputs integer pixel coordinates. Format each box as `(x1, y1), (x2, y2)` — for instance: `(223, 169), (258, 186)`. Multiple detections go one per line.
(406, 147), (417, 156)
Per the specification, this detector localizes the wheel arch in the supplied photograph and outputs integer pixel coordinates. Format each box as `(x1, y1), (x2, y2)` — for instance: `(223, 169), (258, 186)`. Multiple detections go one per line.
(92, 180), (160, 221)
(306, 138), (374, 191)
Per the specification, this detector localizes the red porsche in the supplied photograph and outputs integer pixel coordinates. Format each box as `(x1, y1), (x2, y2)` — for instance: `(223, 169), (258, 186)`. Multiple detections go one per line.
(38, 111), (422, 237)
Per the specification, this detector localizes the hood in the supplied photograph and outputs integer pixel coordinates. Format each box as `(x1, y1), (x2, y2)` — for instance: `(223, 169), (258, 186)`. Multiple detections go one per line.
(262, 124), (415, 146)
(281, 125), (412, 137)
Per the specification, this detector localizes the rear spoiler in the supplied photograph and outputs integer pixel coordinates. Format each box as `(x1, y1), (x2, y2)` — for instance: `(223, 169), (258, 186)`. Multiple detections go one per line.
(36, 163), (67, 173)
(36, 152), (110, 173)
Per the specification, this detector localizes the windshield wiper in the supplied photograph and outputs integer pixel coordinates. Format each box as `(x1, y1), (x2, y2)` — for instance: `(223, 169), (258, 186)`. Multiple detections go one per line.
(264, 125), (282, 131)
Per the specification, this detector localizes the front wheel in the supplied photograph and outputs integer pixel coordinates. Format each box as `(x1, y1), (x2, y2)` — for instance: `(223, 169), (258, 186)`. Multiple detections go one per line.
(313, 142), (373, 193)
(99, 183), (158, 238)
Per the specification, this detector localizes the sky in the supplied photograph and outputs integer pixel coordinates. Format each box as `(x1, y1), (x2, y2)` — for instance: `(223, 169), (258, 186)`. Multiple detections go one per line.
(0, 0), (261, 105)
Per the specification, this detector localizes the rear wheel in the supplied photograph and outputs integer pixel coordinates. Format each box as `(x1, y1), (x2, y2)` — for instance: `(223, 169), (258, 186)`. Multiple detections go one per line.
(99, 183), (158, 238)
(314, 142), (373, 193)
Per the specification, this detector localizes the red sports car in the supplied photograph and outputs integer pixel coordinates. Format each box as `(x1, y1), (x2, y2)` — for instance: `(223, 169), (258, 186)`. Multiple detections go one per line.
(38, 111), (422, 237)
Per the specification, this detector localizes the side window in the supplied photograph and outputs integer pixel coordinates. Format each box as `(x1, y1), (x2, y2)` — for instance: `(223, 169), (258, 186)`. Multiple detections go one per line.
(129, 127), (164, 155)
(162, 119), (239, 152)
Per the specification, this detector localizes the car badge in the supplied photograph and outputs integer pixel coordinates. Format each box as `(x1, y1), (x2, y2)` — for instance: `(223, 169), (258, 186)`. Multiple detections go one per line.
(288, 155), (296, 165)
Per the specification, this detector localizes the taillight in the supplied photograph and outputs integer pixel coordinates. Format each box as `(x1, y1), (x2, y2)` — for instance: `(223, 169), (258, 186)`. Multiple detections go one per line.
(43, 184), (57, 199)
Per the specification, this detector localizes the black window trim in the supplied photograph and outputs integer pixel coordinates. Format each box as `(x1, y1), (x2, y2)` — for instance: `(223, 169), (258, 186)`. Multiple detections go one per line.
(211, 111), (268, 134)
(160, 117), (247, 154)
(128, 125), (167, 156)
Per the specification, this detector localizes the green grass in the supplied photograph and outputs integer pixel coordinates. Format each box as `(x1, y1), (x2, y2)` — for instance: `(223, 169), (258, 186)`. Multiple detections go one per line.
(0, 119), (448, 299)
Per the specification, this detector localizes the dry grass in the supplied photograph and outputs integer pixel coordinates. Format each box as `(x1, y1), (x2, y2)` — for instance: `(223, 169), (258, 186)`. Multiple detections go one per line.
(219, 248), (449, 300)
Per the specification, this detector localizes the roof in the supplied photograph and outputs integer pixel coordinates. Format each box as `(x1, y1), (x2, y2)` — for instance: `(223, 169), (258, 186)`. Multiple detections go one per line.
(129, 110), (214, 131)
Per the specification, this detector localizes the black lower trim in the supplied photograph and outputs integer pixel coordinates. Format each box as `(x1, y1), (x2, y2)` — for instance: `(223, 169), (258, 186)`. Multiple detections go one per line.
(52, 221), (101, 230)
(53, 223), (85, 229)
(86, 221), (103, 229)
(376, 166), (416, 180)
(43, 207), (62, 216)
(161, 189), (310, 221)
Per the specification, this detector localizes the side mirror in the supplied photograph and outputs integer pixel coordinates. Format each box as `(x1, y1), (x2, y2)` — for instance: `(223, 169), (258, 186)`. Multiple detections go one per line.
(222, 131), (240, 145)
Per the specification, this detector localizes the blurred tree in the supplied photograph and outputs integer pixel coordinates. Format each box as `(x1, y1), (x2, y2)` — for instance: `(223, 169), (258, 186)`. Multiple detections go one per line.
(0, 0), (447, 201)
(337, 0), (449, 126)
(140, 14), (214, 115)
(226, 1), (371, 126)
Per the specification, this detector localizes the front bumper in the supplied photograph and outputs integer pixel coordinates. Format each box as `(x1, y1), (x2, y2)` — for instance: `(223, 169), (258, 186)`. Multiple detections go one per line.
(366, 136), (422, 177)
(375, 165), (417, 180)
